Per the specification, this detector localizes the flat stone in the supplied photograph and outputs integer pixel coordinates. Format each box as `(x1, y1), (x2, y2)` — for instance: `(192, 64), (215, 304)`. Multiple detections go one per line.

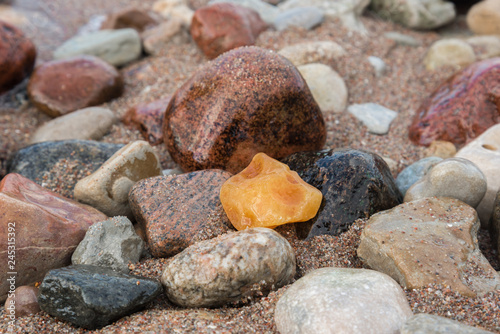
(357, 197), (500, 297)
(273, 6), (324, 31)
(278, 40), (346, 66)
(401, 313), (495, 334)
(0, 173), (107, 302)
(163, 46), (326, 173)
(490, 190), (500, 261)
(30, 107), (117, 144)
(142, 19), (190, 55)
(409, 58), (500, 147)
(424, 39), (476, 71)
(38, 265), (162, 330)
(384, 31), (421, 47)
(4, 286), (40, 318)
(466, 0), (500, 36)
(74, 141), (162, 218)
(209, 0), (280, 24)
(275, 268), (412, 334)
(347, 103), (398, 135)
(129, 170), (234, 257)
(71, 216), (144, 273)
(161, 227), (295, 307)
(281, 149), (403, 239)
(396, 157), (443, 196)
(28, 56), (124, 117)
(123, 98), (170, 146)
(100, 7), (158, 32)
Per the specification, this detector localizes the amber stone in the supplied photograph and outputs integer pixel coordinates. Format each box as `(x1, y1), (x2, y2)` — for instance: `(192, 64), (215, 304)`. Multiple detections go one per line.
(220, 153), (322, 230)
(409, 57), (500, 147)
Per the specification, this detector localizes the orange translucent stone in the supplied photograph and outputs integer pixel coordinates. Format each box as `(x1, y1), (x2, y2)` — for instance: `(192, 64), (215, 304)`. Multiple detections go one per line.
(220, 153), (323, 230)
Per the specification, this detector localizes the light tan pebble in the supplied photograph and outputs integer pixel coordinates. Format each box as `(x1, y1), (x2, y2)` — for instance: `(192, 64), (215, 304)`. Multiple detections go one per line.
(424, 140), (456, 159)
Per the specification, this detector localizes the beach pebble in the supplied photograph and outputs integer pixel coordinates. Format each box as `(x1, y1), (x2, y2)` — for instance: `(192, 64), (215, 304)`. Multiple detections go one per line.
(282, 148), (402, 239)
(395, 156), (443, 196)
(274, 267), (412, 334)
(209, 0), (279, 24)
(424, 39), (476, 71)
(142, 18), (190, 55)
(0, 5), (28, 26)
(161, 227), (295, 307)
(0, 173), (107, 303)
(163, 46), (326, 173)
(0, 20), (36, 94)
(348, 103), (398, 135)
(384, 31), (420, 47)
(273, 6), (324, 31)
(123, 98), (170, 146)
(162, 167), (184, 176)
(401, 313), (495, 334)
(30, 107), (117, 144)
(466, 0), (500, 36)
(358, 197), (500, 297)
(404, 157), (487, 208)
(74, 141), (162, 218)
(367, 56), (387, 77)
(100, 7), (158, 32)
(490, 190), (500, 261)
(424, 140), (457, 159)
(38, 265), (162, 330)
(71, 216), (144, 273)
(28, 56), (123, 117)
(152, 0), (194, 27)
(190, 3), (268, 59)
(278, 40), (345, 66)
(129, 170), (234, 257)
(297, 63), (348, 113)
(466, 35), (500, 60)
(4, 286), (40, 317)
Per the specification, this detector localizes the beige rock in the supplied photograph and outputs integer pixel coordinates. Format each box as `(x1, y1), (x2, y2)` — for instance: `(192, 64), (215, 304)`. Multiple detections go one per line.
(0, 5), (28, 26)
(358, 197), (500, 297)
(424, 39), (476, 71)
(466, 0), (500, 36)
(142, 18), (190, 55)
(466, 35), (500, 60)
(74, 141), (162, 218)
(424, 140), (456, 159)
(278, 41), (346, 67)
(152, 0), (194, 27)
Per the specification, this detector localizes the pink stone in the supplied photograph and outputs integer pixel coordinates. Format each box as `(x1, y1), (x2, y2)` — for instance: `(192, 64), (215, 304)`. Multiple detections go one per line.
(4, 286), (40, 317)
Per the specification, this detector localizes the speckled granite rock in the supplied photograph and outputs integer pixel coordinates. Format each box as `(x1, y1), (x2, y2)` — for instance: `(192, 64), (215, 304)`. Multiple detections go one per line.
(161, 227), (295, 307)
(123, 99), (170, 146)
(281, 148), (403, 239)
(38, 265), (162, 330)
(396, 157), (443, 196)
(129, 170), (234, 257)
(4, 286), (40, 318)
(401, 313), (494, 334)
(163, 46), (326, 173)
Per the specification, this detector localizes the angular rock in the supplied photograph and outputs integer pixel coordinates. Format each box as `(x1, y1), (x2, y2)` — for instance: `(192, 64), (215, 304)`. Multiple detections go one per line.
(275, 268), (412, 334)
(71, 216), (144, 272)
(142, 18), (190, 55)
(220, 153), (322, 230)
(129, 170), (234, 257)
(424, 140), (457, 159)
(101, 7), (158, 32)
(278, 40), (346, 67)
(152, 0), (194, 27)
(191, 3), (268, 59)
(28, 56), (124, 117)
(466, 0), (500, 36)
(54, 29), (142, 67)
(4, 286), (40, 317)
(490, 190), (500, 261)
(456, 124), (500, 228)
(281, 148), (403, 239)
(395, 156), (443, 196)
(30, 107), (117, 144)
(123, 98), (170, 145)
(409, 58), (500, 147)
(404, 157), (487, 208)
(273, 7), (324, 31)
(424, 39), (476, 71)
(357, 197), (500, 297)
(74, 141), (162, 218)
(347, 103), (398, 135)
(161, 227), (295, 307)
(209, 0), (280, 24)
(38, 265), (162, 330)
(401, 313), (495, 334)
(0, 20), (36, 94)
(163, 46), (326, 174)
(0, 173), (107, 302)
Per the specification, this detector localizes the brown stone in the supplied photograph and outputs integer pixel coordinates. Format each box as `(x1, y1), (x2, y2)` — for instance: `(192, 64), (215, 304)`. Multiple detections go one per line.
(27, 55), (124, 117)
(0, 173), (107, 302)
(0, 20), (36, 94)
(409, 57), (500, 147)
(163, 46), (326, 174)
(190, 3), (268, 59)
(123, 97), (171, 146)
(101, 7), (158, 32)
(4, 286), (40, 317)
(129, 170), (234, 258)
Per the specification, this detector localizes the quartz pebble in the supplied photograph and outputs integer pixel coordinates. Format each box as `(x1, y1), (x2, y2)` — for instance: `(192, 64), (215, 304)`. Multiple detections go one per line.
(161, 227), (295, 307)
(466, 0), (500, 36)
(395, 156), (443, 196)
(220, 153), (322, 231)
(347, 103), (398, 135)
(273, 6), (324, 31)
(278, 40), (346, 66)
(424, 39), (476, 71)
(4, 286), (40, 318)
(401, 313), (494, 334)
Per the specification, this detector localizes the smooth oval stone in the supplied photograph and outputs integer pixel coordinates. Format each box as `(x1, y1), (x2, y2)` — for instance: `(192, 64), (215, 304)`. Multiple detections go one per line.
(401, 313), (495, 334)
(396, 156), (443, 196)
(4, 286), (40, 317)
(347, 103), (398, 135)
(220, 152), (322, 230)
(163, 46), (326, 174)
(161, 227), (295, 307)
(274, 268), (412, 334)
(466, 0), (500, 36)
(409, 57), (500, 147)
(424, 39), (476, 71)
(278, 40), (346, 67)
(209, 0), (280, 24)
(273, 6), (324, 31)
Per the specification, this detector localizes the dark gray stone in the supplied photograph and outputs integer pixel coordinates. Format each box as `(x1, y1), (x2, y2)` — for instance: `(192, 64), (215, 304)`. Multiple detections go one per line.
(401, 313), (494, 334)
(38, 265), (162, 329)
(490, 189), (500, 262)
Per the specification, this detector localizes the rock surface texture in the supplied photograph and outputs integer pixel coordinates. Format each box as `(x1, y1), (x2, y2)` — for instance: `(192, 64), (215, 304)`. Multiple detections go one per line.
(3, 286), (40, 317)
(395, 157), (443, 196)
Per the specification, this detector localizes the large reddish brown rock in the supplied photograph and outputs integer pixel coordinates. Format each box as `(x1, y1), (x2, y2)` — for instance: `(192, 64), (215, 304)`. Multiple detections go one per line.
(101, 7), (158, 32)
(163, 46), (326, 174)
(123, 97), (171, 146)
(0, 20), (36, 94)
(27, 55), (124, 117)
(190, 3), (268, 59)
(129, 170), (234, 258)
(409, 57), (500, 147)
(0, 173), (107, 302)
(4, 286), (40, 317)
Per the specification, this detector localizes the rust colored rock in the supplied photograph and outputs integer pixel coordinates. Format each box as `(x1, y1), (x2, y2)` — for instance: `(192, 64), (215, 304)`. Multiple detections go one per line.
(163, 46), (326, 174)
(101, 7), (158, 32)
(129, 170), (234, 258)
(27, 55), (124, 117)
(0, 20), (36, 94)
(0, 173), (107, 302)
(4, 286), (40, 317)
(123, 97), (171, 146)
(190, 3), (268, 59)
(220, 153), (322, 230)
(409, 57), (500, 147)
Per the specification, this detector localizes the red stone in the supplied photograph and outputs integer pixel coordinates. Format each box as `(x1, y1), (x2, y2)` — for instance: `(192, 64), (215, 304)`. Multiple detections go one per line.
(409, 57), (500, 147)
(163, 46), (326, 174)
(0, 173), (107, 302)
(123, 97), (171, 146)
(0, 21), (36, 94)
(4, 286), (40, 317)
(27, 55), (124, 117)
(190, 3), (268, 59)
(101, 7), (158, 32)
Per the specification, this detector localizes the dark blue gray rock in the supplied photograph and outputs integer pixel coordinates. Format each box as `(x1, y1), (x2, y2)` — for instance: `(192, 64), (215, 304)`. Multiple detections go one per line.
(273, 7), (324, 31)
(395, 157), (443, 196)
(401, 313), (494, 334)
